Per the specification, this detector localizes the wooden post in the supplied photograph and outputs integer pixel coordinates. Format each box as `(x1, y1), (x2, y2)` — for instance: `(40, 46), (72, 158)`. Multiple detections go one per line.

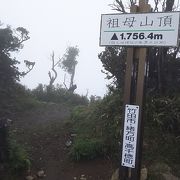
(120, 1), (151, 180)
(132, 2), (151, 180)
(120, 5), (138, 180)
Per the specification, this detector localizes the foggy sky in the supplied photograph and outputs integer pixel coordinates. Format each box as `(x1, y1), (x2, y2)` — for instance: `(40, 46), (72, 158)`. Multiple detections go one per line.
(0, 0), (114, 97)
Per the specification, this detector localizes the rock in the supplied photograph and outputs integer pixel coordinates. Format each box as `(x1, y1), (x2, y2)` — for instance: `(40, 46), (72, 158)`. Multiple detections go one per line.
(65, 140), (72, 147)
(149, 162), (180, 180)
(80, 174), (87, 180)
(162, 173), (180, 180)
(25, 175), (34, 180)
(71, 133), (77, 137)
(12, 129), (17, 133)
(150, 162), (171, 174)
(110, 167), (147, 180)
(140, 167), (148, 180)
(7, 118), (13, 124)
(37, 170), (46, 178)
(111, 168), (119, 180)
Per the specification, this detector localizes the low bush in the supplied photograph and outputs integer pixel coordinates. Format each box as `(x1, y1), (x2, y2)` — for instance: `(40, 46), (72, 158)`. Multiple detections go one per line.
(70, 91), (123, 160)
(70, 90), (180, 177)
(70, 138), (105, 161)
(0, 83), (41, 115)
(31, 84), (88, 106)
(142, 94), (180, 177)
(8, 139), (31, 174)
(145, 95), (180, 135)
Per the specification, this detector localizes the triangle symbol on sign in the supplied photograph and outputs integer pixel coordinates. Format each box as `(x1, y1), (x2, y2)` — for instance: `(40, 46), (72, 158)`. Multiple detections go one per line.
(111, 33), (118, 40)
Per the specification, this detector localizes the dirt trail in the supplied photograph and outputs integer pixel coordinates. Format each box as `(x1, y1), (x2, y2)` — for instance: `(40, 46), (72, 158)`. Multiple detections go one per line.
(12, 103), (114, 180)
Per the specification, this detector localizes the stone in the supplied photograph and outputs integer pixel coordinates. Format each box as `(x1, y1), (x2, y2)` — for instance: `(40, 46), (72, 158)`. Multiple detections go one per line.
(111, 168), (119, 180)
(162, 173), (180, 180)
(65, 140), (72, 147)
(110, 167), (147, 180)
(37, 170), (46, 178)
(150, 162), (171, 174)
(25, 175), (34, 180)
(140, 167), (148, 180)
(149, 162), (180, 180)
(80, 174), (87, 180)
(71, 133), (77, 137)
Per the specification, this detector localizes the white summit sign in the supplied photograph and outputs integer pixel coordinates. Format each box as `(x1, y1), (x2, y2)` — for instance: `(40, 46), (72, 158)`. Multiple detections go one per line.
(100, 12), (180, 47)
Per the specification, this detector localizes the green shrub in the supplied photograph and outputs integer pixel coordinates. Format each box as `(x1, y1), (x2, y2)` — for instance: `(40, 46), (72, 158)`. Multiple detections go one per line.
(31, 84), (88, 106)
(0, 83), (41, 115)
(70, 91), (180, 175)
(70, 91), (123, 160)
(70, 138), (104, 161)
(142, 94), (180, 177)
(8, 139), (31, 173)
(145, 95), (180, 135)
(14, 96), (41, 112)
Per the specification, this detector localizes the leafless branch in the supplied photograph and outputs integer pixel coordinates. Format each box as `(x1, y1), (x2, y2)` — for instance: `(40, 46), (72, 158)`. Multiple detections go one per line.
(54, 57), (62, 67)
(109, 0), (127, 13)
(173, 0), (180, 11)
(85, 89), (89, 98)
(63, 74), (68, 90)
(161, 0), (166, 11)
(48, 51), (58, 86)
(153, 0), (159, 12)
(130, 0), (136, 6)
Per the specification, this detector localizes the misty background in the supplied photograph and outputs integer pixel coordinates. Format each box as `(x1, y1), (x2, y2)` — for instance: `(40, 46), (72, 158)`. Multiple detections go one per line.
(0, 0), (115, 97)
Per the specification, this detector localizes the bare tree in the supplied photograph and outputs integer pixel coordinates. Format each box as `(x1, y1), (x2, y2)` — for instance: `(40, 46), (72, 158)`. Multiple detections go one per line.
(153, 0), (159, 12)
(109, 0), (178, 12)
(109, 0), (127, 13)
(48, 51), (62, 87)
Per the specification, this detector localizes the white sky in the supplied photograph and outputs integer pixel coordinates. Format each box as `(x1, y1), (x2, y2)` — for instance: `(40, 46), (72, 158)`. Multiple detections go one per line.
(0, 0), (114, 97)
(1, 0), (178, 97)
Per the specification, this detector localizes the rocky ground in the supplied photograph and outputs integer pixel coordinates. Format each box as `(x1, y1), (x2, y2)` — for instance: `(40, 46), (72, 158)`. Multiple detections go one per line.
(8, 103), (115, 180)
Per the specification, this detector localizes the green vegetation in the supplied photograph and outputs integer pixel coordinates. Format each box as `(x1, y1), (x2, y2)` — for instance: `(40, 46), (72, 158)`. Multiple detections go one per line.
(8, 138), (31, 173)
(70, 138), (104, 161)
(11, 84), (42, 112)
(70, 91), (123, 160)
(31, 84), (88, 107)
(69, 92), (180, 178)
(143, 95), (180, 178)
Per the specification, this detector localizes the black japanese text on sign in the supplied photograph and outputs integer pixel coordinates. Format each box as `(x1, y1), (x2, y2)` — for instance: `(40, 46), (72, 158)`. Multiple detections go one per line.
(100, 12), (180, 47)
(121, 105), (139, 168)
